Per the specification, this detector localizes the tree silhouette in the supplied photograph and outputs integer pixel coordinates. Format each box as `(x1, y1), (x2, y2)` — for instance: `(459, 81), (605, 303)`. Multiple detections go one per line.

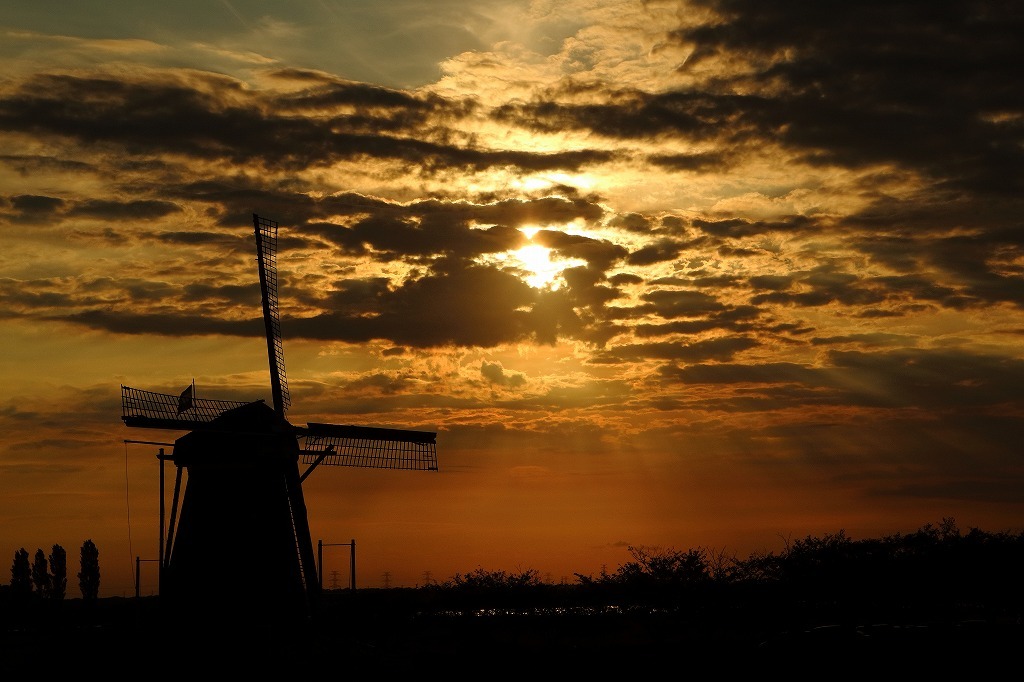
(31, 548), (50, 598)
(10, 548), (31, 599)
(78, 539), (100, 601)
(48, 544), (67, 601)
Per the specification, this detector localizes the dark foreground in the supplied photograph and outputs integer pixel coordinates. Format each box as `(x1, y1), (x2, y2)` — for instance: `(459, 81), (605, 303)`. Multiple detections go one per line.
(2, 590), (1022, 675)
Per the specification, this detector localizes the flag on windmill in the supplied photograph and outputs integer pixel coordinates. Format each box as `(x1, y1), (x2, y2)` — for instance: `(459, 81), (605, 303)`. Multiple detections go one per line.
(176, 380), (194, 414)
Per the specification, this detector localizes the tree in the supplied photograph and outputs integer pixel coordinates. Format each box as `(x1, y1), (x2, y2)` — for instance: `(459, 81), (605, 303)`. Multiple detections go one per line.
(10, 548), (31, 597)
(48, 544), (67, 601)
(31, 548), (50, 598)
(78, 539), (100, 601)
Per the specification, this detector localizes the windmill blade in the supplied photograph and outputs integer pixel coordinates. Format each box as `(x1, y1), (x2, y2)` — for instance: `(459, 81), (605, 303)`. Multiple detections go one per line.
(120, 385), (256, 430)
(253, 213), (290, 418)
(299, 422), (438, 471)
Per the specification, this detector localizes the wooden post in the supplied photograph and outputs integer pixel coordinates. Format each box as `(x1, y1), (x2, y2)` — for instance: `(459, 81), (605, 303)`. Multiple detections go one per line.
(158, 448), (164, 595)
(318, 539), (323, 590)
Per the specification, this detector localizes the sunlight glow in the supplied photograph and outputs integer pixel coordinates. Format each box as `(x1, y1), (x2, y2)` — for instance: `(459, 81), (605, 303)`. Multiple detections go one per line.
(474, 226), (588, 289)
(514, 244), (560, 288)
(519, 225), (542, 239)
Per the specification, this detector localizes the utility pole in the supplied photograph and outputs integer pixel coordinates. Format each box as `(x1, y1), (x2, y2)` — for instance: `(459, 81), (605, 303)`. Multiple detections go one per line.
(329, 570), (341, 590)
(422, 570), (433, 585)
(382, 571), (392, 588)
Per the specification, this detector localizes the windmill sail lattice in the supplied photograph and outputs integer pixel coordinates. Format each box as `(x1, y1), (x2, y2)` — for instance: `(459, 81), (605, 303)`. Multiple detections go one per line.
(254, 214), (290, 418)
(120, 213), (438, 624)
(121, 385), (253, 430)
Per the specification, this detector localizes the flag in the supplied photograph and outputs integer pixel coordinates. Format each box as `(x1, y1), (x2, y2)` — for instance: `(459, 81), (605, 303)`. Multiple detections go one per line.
(176, 382), (194, 414)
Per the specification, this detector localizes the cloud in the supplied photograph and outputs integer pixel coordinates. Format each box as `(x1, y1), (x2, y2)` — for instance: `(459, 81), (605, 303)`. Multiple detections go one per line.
(592, 335), (758, 363)
(0, 71), (617, 176)
(671, 0), (1024, 196)
(480, 360), (526, 388)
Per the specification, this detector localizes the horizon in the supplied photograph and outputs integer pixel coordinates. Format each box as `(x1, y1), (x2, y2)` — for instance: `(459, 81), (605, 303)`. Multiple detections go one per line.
(2, 1), (1023, 597)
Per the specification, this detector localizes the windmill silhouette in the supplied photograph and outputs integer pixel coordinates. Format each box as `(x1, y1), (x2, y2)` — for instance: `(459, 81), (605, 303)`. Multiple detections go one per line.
(121, 214), (438, 623)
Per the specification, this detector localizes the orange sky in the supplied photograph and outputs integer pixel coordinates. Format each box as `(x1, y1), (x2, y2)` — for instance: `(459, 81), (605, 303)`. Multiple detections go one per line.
(2, 0), (1023, 596)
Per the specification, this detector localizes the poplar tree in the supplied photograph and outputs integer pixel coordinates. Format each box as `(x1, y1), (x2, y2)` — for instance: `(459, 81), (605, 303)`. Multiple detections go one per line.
(10, 548), (31, 597)
(78, 539), (100, 601)
(31, 548), (50, 597)
(48, 544), (67, 601)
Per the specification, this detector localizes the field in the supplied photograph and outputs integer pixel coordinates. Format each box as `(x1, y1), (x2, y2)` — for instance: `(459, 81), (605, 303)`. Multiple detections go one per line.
(3, 587), (1022, 675)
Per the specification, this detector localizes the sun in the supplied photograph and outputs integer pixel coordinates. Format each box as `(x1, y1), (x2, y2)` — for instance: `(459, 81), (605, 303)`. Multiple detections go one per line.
(473, 226), (587, 288)
(509, 240), (588, 289)
(513, 244), (561, 288)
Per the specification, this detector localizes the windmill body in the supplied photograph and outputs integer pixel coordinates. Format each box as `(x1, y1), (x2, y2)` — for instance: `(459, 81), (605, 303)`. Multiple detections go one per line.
(121, 215), (437, 624)
(162, 401), (316, 622)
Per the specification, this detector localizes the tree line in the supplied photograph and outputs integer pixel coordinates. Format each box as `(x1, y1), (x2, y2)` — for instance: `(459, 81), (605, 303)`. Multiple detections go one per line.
(6, 540), (100, 602)
(411, 518), (1024, 621)
(6, 517), (1024, 620)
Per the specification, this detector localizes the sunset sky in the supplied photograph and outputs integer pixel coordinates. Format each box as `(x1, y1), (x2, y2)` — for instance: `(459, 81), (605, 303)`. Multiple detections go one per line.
(2, 1), (1022, 596)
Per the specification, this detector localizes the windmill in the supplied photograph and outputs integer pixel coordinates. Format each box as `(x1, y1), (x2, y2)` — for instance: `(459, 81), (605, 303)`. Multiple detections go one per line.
(121, 214), (438, 623)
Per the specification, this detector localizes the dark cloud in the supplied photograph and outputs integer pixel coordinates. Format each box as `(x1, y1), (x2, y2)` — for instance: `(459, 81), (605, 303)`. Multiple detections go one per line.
(0, 154), (94, 175)
(626, 238), (688, 266)
(15, 254), (619, 350)
(634, 304), (761, 337)
(608, 273), (643, 286)
(492, 89), (728, 142)
(0, 278), (79, 311)
(67, 199), (181, 220)
(693, 215), (820, 239)
(664, 347), (1024, 413)
(180, 282), (261, 305)
(1, 194), (181, 226)
(291, 263), (586, 348)
(305, 214), (522, 261)
(665, 361), (824, 386)
(606, 212), (652, 232)
(55, 309), (260, 336)
(480, 361), (526, 388)
(532, 229), (627, 270)
(0, 72), (616, 175)
(491, 2), (1022, 204)
(157, 232), (253, 248)
(639, 288), (727, 318)
(592, 335), (758, 363)
(750, 264), (889, 308)
(2, 194), (65, 224)
(649, 151), (729, 172)
(11, 194), (64, 213)
(809, 333), (917, 348)
(271, 68), (471, 117)
(674, 0), (1024, 195)
(296, 194), (605, 262)
(825, 348), (1024, 409)
(748, 274), (794, 292)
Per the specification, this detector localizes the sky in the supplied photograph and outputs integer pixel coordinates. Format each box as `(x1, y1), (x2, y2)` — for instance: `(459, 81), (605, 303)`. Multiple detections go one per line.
(1, 0), (1022, 596)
